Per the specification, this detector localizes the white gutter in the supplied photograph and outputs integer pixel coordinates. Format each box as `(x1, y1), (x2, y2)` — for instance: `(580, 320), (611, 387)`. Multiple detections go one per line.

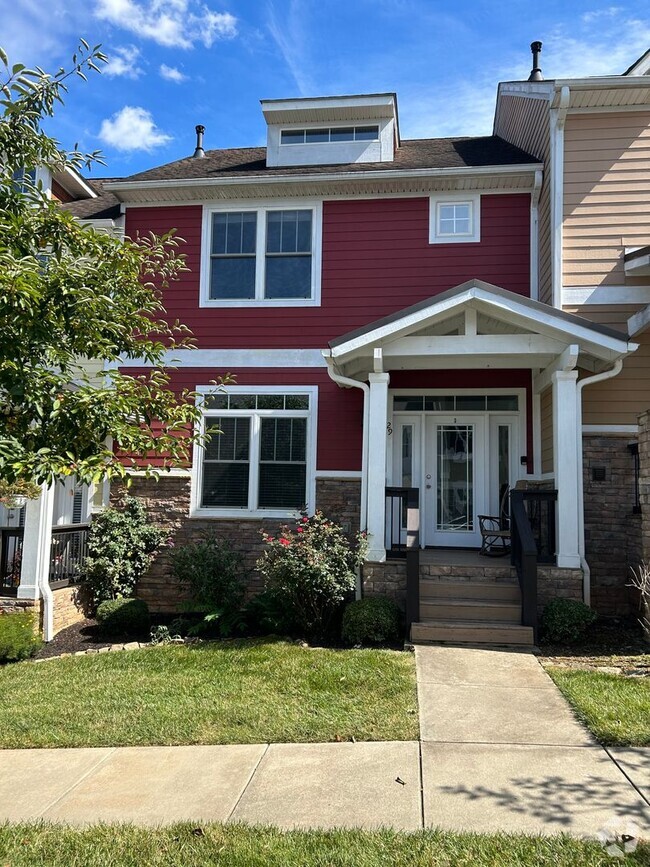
(530, 169), (543, 300)
(324, 354), (369, 601)
(550, 86), (570, 309)
(105, 162), (544, 196)
(576, 360), (624, 606)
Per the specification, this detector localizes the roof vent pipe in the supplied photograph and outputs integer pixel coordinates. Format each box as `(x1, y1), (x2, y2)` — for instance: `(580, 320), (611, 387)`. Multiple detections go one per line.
(528, 41), (543, 81)
(193, 124), (206, 158)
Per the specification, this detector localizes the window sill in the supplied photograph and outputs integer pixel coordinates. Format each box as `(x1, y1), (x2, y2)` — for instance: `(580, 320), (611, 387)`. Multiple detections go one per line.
(199, 298), (320, 308)
(190, 507), (304, 520)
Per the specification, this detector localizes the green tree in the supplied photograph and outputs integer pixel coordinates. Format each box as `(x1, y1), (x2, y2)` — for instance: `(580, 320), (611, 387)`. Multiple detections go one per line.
(0, 42), (220, 492)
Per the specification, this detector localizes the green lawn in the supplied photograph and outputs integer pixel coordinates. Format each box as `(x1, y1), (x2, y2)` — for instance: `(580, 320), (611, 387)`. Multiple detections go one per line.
(1, 824), (647, 867)
(0, 639), (418, 749)
(546, 667), (650, 746)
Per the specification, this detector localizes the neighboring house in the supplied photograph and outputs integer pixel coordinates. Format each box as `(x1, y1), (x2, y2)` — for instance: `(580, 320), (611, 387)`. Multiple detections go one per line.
(4, 45), (649, 644)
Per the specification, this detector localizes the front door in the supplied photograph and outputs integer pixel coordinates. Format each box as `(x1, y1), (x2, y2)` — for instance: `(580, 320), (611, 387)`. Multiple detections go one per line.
(424, 416), (487, 547)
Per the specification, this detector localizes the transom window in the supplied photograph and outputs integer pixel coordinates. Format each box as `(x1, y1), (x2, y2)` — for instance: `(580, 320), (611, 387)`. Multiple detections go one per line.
(195, 388), (316, 516)
(280, 125), (379, 144)
(202, 203), (322, 306)
(429, 194), (480, 244)
(393, 394), (518, 412)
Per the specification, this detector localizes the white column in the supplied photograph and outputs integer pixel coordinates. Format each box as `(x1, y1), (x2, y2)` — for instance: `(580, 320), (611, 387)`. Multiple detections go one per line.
(552, 370), (581, 568)
(18, 485), (55, 601)
(366, 372), (390, 562)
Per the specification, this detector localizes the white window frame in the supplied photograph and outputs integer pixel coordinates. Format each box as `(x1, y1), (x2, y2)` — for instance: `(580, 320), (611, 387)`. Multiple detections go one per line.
(200, 199), (323, 307)
(429, 193), (480, 244)
(191, 385), (318, 519)
(280, 125), (380, 145)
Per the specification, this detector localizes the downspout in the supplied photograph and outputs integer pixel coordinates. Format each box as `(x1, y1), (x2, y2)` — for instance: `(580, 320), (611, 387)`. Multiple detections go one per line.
(576, 360), (623, 606)
(530, 169), (543, 301)
(324, 354), (369, 601)
(38, 484), (55, 642)
(550, 86), (570, 309)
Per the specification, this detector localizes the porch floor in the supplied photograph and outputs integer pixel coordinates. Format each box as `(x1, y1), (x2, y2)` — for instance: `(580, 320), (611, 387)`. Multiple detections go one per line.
(418, 548), (496, 567)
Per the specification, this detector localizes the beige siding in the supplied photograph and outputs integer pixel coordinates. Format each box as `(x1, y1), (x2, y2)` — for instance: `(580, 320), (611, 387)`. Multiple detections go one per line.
(565, 305), (650, 425)
(540, 387), (553, 473)
(563, 111), (650, 288)
(494, 94), (552, 304)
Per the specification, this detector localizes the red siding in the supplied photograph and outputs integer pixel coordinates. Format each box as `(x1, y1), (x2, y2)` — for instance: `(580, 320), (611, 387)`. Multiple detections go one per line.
(120, 367), (363, 471)
(124, 194), (530, 350)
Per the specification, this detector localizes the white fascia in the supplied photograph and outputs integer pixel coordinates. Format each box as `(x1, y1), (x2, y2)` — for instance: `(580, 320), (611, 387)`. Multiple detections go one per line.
(550, 85), (570, 310)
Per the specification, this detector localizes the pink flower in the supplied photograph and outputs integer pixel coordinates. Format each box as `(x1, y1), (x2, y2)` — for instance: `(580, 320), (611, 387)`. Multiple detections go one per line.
(279, 538), (291, 546)
(301, 516), (309, 523)
(296, 527), (304, 533)
(266, 536), (274, 542)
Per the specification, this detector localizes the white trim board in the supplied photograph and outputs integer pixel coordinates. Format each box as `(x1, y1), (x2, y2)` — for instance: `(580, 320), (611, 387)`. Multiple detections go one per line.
(315, 470), (362, 479)
(121, 349), (328, 368)
(562, 286), (650, 306)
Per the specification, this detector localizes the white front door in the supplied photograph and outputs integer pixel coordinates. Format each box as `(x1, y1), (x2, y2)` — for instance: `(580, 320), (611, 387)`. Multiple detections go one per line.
(424, 416), (487, 547)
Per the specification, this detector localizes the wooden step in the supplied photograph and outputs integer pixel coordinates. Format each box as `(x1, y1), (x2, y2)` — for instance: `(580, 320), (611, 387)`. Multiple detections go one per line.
(420, 598), (521, 623)
(411, 619), (534, 647)
(419, 579), (520, 603)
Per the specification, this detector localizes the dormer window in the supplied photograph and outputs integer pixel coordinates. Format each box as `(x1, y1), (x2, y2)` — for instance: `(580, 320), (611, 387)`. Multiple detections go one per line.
(280, 125), (380, 145)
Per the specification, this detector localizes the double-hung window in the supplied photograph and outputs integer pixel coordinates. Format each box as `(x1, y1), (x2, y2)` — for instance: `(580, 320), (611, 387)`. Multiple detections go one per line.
(194, 387), (317, 517)
(429, 194), (480, 244)
(202, 202), (322, 305)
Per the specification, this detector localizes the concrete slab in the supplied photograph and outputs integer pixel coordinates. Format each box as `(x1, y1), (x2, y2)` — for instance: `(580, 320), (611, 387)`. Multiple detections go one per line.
(416, 645), (551, 689)
(422, 742), (650, 836)
(609, 748), (650, 804)
(418, 681), (593, 745)
(43, 745), (266, 826)
(231, 741), (421, 830)
(0, 748), (114, 822)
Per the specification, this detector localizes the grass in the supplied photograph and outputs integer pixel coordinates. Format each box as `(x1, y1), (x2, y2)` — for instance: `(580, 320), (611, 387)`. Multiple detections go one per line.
(0, 638), (418, 748)
(546, 667), (650, 746)
(1, 823), (648, 867)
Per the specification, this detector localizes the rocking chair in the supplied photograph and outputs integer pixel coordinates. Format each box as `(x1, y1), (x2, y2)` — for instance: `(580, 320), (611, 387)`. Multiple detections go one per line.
(478, 485), (511, 557)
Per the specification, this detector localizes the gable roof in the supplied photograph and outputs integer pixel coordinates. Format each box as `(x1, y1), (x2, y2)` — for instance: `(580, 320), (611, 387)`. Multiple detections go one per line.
(117, 136), (538, 184)
(60, 178), (121, 221)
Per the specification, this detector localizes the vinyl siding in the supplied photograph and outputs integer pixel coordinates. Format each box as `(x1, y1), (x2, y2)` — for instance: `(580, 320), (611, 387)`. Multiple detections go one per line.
(494, 94), (552, 304)
(563, 111), (650, 288)
(124, 194), (531, 350)
(565, 306), (650, 426)
(540, 387), (553, 474)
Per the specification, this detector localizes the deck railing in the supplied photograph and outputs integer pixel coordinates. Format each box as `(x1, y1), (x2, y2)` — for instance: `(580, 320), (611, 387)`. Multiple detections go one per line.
(0, 528), (24, 596)
(385, 487), (420, 630)
(49, 524), (90, 588)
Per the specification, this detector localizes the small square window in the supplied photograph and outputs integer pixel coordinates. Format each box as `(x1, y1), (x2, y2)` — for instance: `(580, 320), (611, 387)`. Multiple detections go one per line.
(429, 195), (480, 244)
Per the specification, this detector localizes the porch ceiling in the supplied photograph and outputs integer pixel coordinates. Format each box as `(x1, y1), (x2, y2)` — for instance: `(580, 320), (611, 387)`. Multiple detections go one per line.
(327, 279), (637, 379)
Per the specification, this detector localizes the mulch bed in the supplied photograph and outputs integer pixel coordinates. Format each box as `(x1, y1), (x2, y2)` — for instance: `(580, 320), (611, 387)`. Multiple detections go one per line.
(34, 620), (140, 659)
(539, 618), (650, 676)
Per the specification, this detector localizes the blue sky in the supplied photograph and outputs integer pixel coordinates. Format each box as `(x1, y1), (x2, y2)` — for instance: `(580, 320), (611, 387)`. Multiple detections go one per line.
(3, 0), (649, 178)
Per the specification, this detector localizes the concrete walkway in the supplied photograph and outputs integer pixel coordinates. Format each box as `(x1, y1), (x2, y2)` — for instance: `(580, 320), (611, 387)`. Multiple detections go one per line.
(0, 645), (648, 834)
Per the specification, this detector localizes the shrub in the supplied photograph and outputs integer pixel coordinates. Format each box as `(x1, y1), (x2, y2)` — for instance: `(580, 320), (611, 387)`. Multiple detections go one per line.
(256, 512), (367, 641)
(170, 535), (246, 637)
(0, 611), (42, 662)
(342, 597), (403, 646)
(541, 598), (597, 644)
(96, 598), (150, 637)
(82, 496), (167, 608)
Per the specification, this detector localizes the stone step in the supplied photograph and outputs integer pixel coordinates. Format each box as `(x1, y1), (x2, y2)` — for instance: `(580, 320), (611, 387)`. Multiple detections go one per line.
(419, 564), (516, 581)
(419, 579), (520, 602)
(411, 619), (534, 647)
(420, 598), (521, 623)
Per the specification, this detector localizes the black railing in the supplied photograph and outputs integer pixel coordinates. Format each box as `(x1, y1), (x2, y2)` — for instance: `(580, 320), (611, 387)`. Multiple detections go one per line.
(515, 489), (557, 564)
(510, 492), (538, 639)
(49, 524), (89, 588)
(385, 487), (420, 629)
(0, 528), (24, 596)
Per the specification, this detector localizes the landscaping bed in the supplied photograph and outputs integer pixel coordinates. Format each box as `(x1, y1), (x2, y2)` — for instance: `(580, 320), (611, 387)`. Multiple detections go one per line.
(0, 823), (645, 867)
(0, 638), (418, 748)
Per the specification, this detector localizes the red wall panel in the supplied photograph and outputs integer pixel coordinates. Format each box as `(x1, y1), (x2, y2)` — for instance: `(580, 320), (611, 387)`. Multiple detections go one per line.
(124, 194), (530, 350)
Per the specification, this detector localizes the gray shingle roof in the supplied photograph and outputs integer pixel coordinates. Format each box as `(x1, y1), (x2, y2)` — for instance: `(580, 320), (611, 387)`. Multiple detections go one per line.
(60, 178), (121, 220)
(118, 136), (538, 184)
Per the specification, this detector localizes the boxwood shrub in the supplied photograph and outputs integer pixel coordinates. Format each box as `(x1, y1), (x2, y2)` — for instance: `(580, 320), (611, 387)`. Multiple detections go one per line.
(541, 598), (597, 644)
(342, 597), (403, 646)
(0, 610), (42, 662)
(96, 598), (150, 637)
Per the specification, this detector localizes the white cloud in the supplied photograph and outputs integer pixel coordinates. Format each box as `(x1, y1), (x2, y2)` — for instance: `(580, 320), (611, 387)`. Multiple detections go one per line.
(267, 0), (316, 96)
(99, 106), (172, 151)
(94, 0), (237, 49)
(104, 45), (143, 78)
(160, 63), (187, 82)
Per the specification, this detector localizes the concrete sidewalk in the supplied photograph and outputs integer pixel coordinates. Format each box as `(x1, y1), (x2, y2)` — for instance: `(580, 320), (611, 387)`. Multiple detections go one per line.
(0, 645), (648, 834)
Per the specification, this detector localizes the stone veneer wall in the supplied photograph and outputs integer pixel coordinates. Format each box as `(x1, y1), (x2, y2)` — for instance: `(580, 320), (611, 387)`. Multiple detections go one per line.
(638, 411), (650, 589)
(583, 434), (642, 616)
(115, 476), (362, 613)
(1, 588), (86, 637)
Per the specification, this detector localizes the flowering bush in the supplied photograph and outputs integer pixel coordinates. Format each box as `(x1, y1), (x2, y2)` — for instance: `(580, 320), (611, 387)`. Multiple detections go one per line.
(256, 512), (367, 641)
